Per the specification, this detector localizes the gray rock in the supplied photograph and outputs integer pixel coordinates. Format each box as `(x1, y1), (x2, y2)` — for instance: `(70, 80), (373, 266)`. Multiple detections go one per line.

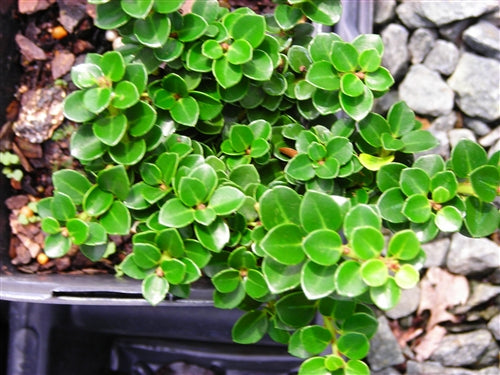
(447, 53), (500, 122)
(408, 28), (437, 64)
(432, 112), (458, 132)
(367, 315), (405, 371)
(374, 0), (396, 25)
(430, 329), (495, 367)
(372, 367), (401, 375)
(422, 237), (450, 268)
(396, 2), (434, 29)
(424, 39), (460, 75)
(399, 64), (454, 116)
(488, 139), (500, 157)
(487, 313), (500, 340)
(463, 21), (500, 60)
(479, 127), (500, 148)
(455, 282), (500, 314)
(447, 233), (500, 276)
(439, 19), (475, 43)
(407, 360), (500, 375)
(464, 117), (493, 137)
(476, 338), (500, 367)
(416, 1), (499, 27)
(381, 23), (410, 80)
(385, 286), (420, 319)
(448, 128), (476, 148)
(417, 129), (450, 159)
(373, 90), (400, 114)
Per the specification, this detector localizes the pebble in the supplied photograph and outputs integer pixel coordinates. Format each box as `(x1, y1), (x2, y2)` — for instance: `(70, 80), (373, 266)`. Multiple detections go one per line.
(463, 21), (500, 60)
(447, 53), (500, 122)
(464, 118), (493, 137)
(448, 128), (476, 148)
(422, 237), (450, 268)
(407, 360), (500, 375)
(447, 233), (500, 276)
(399, 64), (454, 116)
(374, 0), (396, 25)
(385, 286), (420, 320)
(430, 329), (496, 367)
(381, 23), (410, 80)
(396, 2), (434, 29)
(415, 1), (500, 27)
(431, 112), (458, 132)
(479, 127), (500, 148)
(487, 313), (500, 340)
(408, 28), (437, 64)
(423, 39), (459, 75)
(454, 282), (500, 314)
(372, 367), (401, 375)
(439, 19), (475, 43)
(367, 315), (405, 371)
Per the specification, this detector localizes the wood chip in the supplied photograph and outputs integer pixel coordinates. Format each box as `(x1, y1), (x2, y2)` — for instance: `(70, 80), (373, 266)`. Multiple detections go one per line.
(15, 33), (47, 61)
(18, 0), (55, 14)
(51, 50), (75, 79)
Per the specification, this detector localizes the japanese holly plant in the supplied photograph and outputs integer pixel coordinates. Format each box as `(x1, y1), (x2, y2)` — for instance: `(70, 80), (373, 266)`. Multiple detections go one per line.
(37, 0), (500, 374)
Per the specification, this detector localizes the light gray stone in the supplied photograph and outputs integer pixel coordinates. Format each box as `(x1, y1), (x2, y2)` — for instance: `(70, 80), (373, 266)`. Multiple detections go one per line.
(422, 237), (450, 268)
(367, 315), (405, 371)
(447, 233), (500, 276)
(407, 360), (500, 375)
(455, 282), (500, 314)
(464, 118), (493, 137)
(373, 90), (400, 114)
(439, 19), (475, 43)
(381, 23), (410, 80)
(447, 53), (500, 122)
(479, 127), (500, 148)
(448, 128), (476, 148)
(463, 21), (500, 60)
(399, 64), (454, 116)
(487, 313), (500, 340)
(431, 112), (458, 132)
(396, 2), (434, 29)
(430, 329), (495, 367)
(375, 0), (396, 25)
(416, 1), (499, 27)
(488, 139), (500, 157)
(385, 286), (420, 319)
(476, 337), (500, 367)
(408, 28), (437, 64)
(372, 367), (401, 375)
(417, 129), (450, 158)
(424, 39), (459, 75)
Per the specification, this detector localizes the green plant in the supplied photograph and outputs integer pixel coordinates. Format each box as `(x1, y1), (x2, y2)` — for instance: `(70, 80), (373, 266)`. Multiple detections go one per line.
(0, 151), (23, 183)
(37, 0), (499, 373)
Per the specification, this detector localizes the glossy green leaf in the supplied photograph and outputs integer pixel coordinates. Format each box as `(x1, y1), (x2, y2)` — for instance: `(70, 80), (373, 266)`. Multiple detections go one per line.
(154, 0), (183, 13)
(336, 332), (370, 360)
(262, 257), (302, 293)
(275, 292), (316, 328)
(334, 260), (368, 297)
(400, 168), (430, 196)
(451, 139), (488, 178)
(95, 0), (130, 30)
(64, 91), (96, 123)
(387, 230), (420, 260)
(226, 39), (253, 65)
(155, 38), (184, 62)
(92, 113), (127, 146)
(387, 101), (415, 137)
(178, 13), (208, 42)
(302, 229), (342, 266)
(44, 233), (71, 258)
(242, 50), (273, 82)
(340, 72), (364, 97)
(112, 80), (140, 109)
(160, 258), (186, 284)
(133, 242), (161, 268)
(109, 139), (146, 166)
(330, 42), (358, 72)
(301, 260), (337, 299)
(290, 325), (332, 358)
(299, 0), (342, 26)
(142, 274), (168, 306)
(213, 283), (246, 309)
(342, 312), (378, 339)
(230, 14), (266, 48)
(470, 165), (499, 202)
(358, 113), (390, 148)
(51, 192), (76, 221)
(101, 51), (125, 81)
(83, 222), (107, 245)
(66, 218), (89, 245)
(431, 171), (458, 203)
(71, 63), (103, 89)
(83, 185), (113, 216)
(344, 204), (380, 238)
(364, 67), (394, 92)
(358, 48), (381, 72)
(378, 187), (407, 223)
(232, 310), (268, 344)
(120, 0), (153, 18)
(194, 217), (230, 252)
(413, 154), (446, 177)
(123, 63), (148, 93)
(159, 198), (195, 228)
(178, 177), (206, 206)
(119, 254), (148, 279)
(299, 357), (330, 375)
(202, 39), (223, 60)
(300, 190), (342, 232)
(402, 194), (432, 223)
(360, 259), (388, 287)
(285, 154), (315, 181)
(259, 186), (301, 230)
(133, 13), (170, 48)
(213, 57), (243, 88)
(100, 201), (130, 235)
(41, 217), (60, 235)
(274, 4), (303, 30)
(370, 277), (401, 310)
(401, 130), (439, 153)
(350, 226), (385, 260)
(288, 45), (312, 73)
(306, 61), (340, 90)
(186, 42), (212, 72)
(435, 205), (463, 232)
(126, 101), (157, 137)
(244, 269), (269, 298)
(464, 196), (499, 237)
(395, 264), (419, 289)
(52, 170), (91, 205)
(209, 186), (245, 215)
(261, 223), (305, 265)
(212, 269), (240, 293)
(83, 87), (111, 114)
(358, 153), (394, 171)
(376, 163), (406, 192)
(339, 85), (373, 121)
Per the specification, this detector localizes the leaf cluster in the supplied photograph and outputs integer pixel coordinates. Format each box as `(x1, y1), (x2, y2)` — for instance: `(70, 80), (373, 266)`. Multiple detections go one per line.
(39, 0), (499, 373)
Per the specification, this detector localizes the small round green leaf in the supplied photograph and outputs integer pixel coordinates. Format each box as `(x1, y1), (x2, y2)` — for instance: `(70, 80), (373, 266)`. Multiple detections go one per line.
(261, 223), (305, 265)
(435, 205), (463, 232)
(301, 260), (337, 299)
(388, 230), (420, 260)
(350, 226), (385, 260)
(330, 42), (358, 72)
(262, 257), (302, 294)
(142, 274), (168, 306)
(334, 260), (368, 297)
(275, 292), (316, 328)
(133, 13), (170, 48)
(93, 113), (127, 146)
(400, 168), (430, 196)
(336, 332), (370, 360)
(101, 51), (125, 81)
(232, 310), (268, 344)
(44, 233), (71, 258)
(194, 218), (230, 252)
(306, 61), (340, 90)
(100, 201), (131, 235)
(360, 259), (388, 287)
(112, 81), (139, 109)
(302, 229), (342, 266)
(95, 0), (130, 30)
(378, 187), (407, 223)
(402, 194), (432, 223)
(451, 139), (488, 178)
(159, 198), (195, 228)
(64, 91), (96, 123)
(370, 277), (401, 310)
(340, 72), (364, 97)
(470, 165), (499, 202)
(395, 264), (420, 289)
